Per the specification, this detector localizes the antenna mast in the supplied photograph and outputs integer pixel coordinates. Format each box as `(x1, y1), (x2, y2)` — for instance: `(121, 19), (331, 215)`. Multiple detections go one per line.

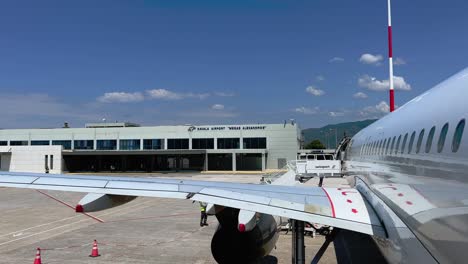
(387, 0), (395, 112)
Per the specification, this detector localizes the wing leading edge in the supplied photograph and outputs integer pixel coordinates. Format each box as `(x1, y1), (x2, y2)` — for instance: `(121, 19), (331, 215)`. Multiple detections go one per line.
(0, 172), (385, 237)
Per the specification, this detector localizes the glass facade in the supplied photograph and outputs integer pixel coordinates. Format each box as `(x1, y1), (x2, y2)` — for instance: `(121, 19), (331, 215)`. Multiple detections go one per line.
(31, 140), (50, 146)
(96, 140), (117, 150)
(52, 140), (72, 150)
(243, 137), (267, 149)
(10, 141), (28, 146)
(217, 138), (240, 149)
(167, 139), (189, 149)
(74, 140), (94, 150)
(120, 139), (141, 150)
(192, 138), (214, 149)
(143, 139), (163, 150)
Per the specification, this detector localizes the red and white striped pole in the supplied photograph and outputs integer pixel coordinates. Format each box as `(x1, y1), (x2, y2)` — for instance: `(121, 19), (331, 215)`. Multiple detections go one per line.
(387, 0), (395, 112)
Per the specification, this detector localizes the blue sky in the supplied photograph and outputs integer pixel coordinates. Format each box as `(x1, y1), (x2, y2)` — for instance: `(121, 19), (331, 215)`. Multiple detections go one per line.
(0, 0), (467, 129)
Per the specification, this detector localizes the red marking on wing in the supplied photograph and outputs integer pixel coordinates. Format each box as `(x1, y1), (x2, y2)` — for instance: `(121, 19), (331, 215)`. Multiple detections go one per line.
(341, 191), (357, 196)
(351, 209), (358, 214)
(322, 188), (336, 218)
(346, 199), (353, 203)
(406, 201), (413, 205)
(398, 193), (404, 197)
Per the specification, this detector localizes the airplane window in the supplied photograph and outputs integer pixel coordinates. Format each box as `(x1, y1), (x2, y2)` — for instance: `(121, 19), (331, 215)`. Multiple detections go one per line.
(425, 126), (436, 153)
(382, 139), (387, 155)
(452, 119), (465, 153)
(408, 131), (416, 154)
(416, 129), (425, 153)
(437, 123), (449, 153)
(401, 133), (408, 154)
(390, 137), (396, 155)
(395, 135), (402, 155)
(385, 138), (391, 154)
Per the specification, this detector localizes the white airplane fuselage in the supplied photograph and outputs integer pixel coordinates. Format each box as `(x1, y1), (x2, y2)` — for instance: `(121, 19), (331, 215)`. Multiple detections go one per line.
(344, 67), (468, 263)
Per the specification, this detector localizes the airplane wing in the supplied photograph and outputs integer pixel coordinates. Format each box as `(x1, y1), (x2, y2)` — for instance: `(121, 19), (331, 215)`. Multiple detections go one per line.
(0, 171), (385, 237)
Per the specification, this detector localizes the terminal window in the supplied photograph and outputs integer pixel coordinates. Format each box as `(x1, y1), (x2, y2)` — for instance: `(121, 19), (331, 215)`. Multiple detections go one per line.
(52, 140), (72, 150)
(74, 140), (94, 150)
(167, 139), (189, 149)
(31, 140), (50, 146)
(96, 140), (117, 150)
(217, 138), (240, 149)
(120, 139), (140, 150)
(192, 138), (214, 149)
(243, 137), (267, 149)
(143, 139), (163, 150)
(10, 141), (28, 146)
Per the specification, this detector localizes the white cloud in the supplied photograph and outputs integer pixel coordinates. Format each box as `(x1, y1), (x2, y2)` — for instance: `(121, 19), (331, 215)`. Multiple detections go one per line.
(211, 104), (225, 110)
(305, 86), (325, 96)
(329, 57), (344, 63)
(316, 75), (325, 81)
(146, 89), (182, 100)
(97, 92), (144, 103)
(215, 92), (235, 97)
(393, 57), (406, 65)
(294, 106), (319, 115)
(358, 75), (411, 91)
(146, 89), (209, 100)
(359, 101), (390, 117)
(0, 93), (106, 128)
(183, 110), (238, 118)
(329, 111), (345, 117)
(353, 92), (368, 99)
(359, 53), (383, 65)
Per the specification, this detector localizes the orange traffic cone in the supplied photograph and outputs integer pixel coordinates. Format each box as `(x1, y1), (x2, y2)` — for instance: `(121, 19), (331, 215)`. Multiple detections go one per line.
(89, 240), (101, 257)
(33, 248), (42, 264)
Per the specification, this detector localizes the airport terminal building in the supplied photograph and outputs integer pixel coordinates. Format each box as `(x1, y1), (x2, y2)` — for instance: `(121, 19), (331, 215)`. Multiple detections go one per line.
(0, 122), (301, 173)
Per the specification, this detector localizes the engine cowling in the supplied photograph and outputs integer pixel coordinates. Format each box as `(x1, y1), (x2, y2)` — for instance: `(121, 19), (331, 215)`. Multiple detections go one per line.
(211, 207), (279, 264)
(75, 193), (136, 212)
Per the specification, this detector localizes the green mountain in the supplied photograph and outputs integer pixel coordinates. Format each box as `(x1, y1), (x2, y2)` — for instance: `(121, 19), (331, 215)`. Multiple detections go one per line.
(302, 119), (377, 148)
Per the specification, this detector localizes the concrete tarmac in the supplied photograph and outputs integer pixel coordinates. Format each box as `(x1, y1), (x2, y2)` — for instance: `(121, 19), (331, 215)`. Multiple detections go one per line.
(0, 173), (383, 263)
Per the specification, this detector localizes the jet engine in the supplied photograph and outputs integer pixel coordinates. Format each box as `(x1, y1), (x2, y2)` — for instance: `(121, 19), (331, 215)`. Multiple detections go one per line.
(210, 207), (279, 264)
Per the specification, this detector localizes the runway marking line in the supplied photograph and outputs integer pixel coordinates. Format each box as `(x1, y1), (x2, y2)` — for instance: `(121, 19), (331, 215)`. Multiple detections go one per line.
(0, 200), (154, 248)
(0, 215), (78, 238)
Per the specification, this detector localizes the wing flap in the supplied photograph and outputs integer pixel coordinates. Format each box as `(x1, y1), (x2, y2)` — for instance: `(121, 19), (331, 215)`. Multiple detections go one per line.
(0, 172), (385, 237)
